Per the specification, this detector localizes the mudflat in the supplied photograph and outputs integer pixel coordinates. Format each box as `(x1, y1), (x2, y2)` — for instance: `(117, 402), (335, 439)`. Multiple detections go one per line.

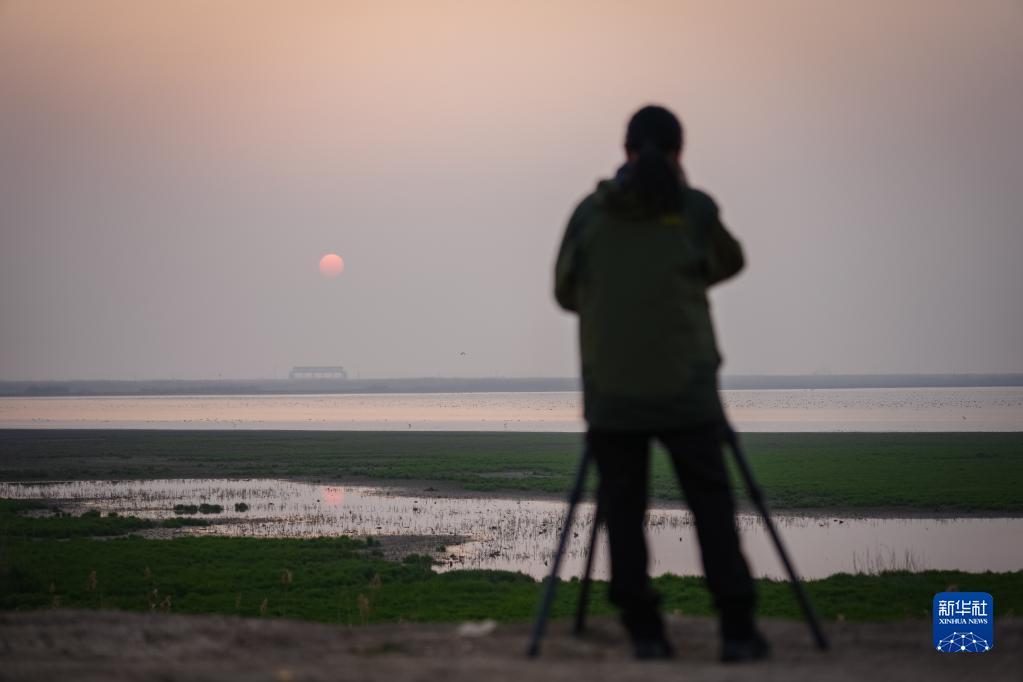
(1, 609), (1018, 682)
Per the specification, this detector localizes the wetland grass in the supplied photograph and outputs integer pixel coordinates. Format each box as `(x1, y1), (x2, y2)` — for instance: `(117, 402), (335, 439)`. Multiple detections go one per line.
(1, 500), (1019, 625)
(2, 429), (1020, 626)
(0, 499), (207, 538)
(2, 529), (1020, 624)
(2, 430), (1021, 511)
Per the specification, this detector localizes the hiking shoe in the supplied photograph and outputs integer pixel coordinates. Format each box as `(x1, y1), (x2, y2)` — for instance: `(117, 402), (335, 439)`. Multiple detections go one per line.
(632, 635), (675, 660)
(720, 631), (770, 663)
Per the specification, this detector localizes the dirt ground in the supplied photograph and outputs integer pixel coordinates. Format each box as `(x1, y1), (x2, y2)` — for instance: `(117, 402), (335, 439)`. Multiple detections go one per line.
(1, 609), (1018, 682)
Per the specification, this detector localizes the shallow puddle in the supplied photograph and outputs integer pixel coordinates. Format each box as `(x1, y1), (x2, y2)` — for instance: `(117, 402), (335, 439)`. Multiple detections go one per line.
(2, 478), (1020, 580)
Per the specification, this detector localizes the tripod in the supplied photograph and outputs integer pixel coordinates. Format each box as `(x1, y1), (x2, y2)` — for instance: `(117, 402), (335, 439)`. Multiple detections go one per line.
(526, 423), (830, 657)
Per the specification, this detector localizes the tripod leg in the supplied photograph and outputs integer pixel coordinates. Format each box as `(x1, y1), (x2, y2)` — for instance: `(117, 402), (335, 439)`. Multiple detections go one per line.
(573, 501), (601, 635)
(723, 425), (830, 651)
(527, 447), (590, 657)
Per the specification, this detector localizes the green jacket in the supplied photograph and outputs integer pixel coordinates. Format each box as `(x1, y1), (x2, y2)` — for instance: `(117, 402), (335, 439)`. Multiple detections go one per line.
(554, 175), (744, 431)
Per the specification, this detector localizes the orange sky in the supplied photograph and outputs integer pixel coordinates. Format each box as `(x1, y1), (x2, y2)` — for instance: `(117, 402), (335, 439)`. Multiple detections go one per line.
(1, 1), (1021, 378)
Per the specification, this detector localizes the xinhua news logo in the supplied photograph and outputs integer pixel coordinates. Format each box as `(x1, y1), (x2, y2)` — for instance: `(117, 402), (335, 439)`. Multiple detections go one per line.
(933, 592), (993, 653)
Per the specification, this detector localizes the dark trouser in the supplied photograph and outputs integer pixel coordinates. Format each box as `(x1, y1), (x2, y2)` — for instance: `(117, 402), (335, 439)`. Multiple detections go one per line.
(588, 421), (757, 639)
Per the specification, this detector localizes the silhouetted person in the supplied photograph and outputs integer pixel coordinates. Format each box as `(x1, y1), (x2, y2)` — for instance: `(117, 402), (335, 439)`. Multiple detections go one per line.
(554, 105), (768, 662)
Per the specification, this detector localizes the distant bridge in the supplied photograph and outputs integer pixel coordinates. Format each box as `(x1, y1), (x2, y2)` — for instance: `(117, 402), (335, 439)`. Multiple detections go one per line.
(288, 366), (348, 380)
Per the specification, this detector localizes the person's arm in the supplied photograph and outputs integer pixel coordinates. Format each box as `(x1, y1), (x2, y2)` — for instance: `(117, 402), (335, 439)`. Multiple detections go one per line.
(695, 192), (744, 285)
(553, 197), (593, 312)
(706, 219), (745, 285)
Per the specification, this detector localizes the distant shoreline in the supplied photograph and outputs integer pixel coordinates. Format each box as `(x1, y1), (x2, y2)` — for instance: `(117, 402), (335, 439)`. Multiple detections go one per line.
(0, 373), (1021, 397)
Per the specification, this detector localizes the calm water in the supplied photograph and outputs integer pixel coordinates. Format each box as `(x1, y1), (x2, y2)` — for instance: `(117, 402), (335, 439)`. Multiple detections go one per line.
(3, 478), (1020, 580)
(0, 387), (1021, 431)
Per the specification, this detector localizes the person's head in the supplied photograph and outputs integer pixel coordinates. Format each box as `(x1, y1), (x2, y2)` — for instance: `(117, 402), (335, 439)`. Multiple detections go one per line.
(622, 105), (685, 212)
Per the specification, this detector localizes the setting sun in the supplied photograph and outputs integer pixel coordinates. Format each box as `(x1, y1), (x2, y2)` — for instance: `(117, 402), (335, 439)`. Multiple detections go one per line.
(319, 253), (344, 278)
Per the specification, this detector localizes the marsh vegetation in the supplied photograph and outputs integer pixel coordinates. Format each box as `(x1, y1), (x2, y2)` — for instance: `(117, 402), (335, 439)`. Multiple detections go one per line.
(2, 430), (1021, 511)
(3, 479), (1022, 579)
(2, 429), (1021, 628)
(3, 508), (1020, 624)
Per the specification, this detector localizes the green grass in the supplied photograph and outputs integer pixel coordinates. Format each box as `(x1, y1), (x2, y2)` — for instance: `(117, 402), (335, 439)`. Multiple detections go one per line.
(1, 533), (1018, 624)
(2, 430), (1021, 511)
(0, 499), (206, 538)
(1, 498), (1018, 625)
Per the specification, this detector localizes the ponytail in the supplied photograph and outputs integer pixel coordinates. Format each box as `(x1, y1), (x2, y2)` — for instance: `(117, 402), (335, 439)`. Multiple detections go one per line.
(623, 105), (686, 213)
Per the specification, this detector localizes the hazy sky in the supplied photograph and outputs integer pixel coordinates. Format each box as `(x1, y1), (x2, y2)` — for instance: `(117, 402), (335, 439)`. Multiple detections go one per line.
(1, 1), (1021, 380)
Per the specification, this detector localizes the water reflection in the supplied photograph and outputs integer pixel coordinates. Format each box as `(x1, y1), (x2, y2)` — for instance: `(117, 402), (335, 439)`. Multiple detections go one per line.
(1, 478), (1020, 580)
(320, 486), (345, 507)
